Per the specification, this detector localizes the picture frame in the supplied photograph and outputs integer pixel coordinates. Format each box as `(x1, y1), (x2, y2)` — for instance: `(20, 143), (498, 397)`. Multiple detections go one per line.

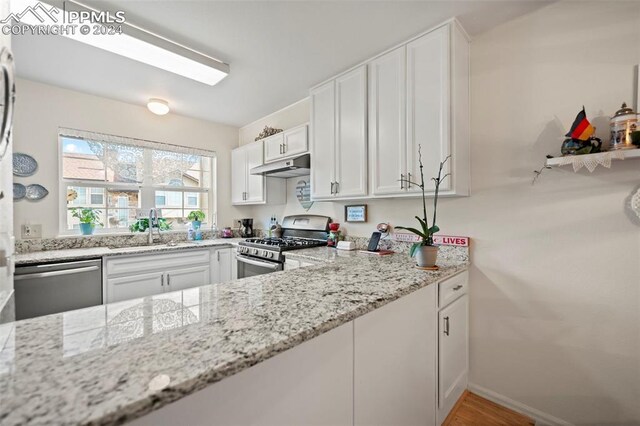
(345, 204), (367, 222)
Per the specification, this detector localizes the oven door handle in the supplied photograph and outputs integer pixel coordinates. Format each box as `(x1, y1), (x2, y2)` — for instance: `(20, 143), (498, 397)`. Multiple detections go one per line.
(236, 254), (281, 270)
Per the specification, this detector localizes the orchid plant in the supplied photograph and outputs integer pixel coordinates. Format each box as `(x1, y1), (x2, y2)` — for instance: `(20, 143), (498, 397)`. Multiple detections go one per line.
(395, 145), (451, 256)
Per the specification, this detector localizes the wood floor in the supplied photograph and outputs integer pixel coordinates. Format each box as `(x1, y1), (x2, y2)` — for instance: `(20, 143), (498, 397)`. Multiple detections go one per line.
(442, 391), (535, 426)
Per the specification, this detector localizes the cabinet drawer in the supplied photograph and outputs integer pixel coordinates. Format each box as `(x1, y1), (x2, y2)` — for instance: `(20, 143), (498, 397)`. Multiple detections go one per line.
(438, 270), (468, 308)
(106, 249), (210, 277)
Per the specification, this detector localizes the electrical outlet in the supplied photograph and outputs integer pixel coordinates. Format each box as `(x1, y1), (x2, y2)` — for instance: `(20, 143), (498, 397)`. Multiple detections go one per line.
(21, 224), (42, 239)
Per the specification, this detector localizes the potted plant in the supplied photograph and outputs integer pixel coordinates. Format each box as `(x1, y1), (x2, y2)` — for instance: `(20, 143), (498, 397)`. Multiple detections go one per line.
(187, 210), (205, 230)
(396, 146), (450, 267)
(129, 218), (173, 233)
(71, 207), (103, 236)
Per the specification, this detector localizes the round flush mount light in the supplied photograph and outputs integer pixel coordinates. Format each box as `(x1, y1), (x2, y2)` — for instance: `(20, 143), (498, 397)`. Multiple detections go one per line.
(147, 98), (170, 115)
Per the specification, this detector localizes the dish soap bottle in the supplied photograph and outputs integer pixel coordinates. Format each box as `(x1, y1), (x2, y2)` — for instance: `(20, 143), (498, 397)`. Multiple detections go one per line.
(187, 223), (194, 241)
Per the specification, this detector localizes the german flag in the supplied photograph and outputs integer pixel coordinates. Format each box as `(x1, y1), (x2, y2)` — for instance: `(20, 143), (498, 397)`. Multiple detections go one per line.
(566, 107), (595, 141)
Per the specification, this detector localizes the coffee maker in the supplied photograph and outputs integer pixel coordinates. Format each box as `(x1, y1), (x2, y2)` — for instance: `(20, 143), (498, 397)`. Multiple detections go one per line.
(239, 218), (254, 238)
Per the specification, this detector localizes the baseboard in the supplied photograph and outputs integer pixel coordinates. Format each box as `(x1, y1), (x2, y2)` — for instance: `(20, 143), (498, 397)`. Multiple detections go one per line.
(467, 383), (574, 426)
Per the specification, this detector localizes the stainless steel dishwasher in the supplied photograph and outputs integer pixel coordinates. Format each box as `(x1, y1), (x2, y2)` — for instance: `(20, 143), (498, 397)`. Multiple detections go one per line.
(15, 259), (103, 320)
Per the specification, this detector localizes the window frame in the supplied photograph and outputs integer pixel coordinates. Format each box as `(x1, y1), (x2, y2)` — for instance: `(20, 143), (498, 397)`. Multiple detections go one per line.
(58, 134), (216, 236)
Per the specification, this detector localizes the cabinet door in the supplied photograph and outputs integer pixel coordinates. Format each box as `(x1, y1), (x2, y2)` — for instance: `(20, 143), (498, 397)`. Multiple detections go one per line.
(335, 65), (368, 198)
(166, 264), (211, 292)
(283, 125), (308, 158)
(231, 147), (247, 204)
(214, 248), (232, 283)
(407, 25), (451, 194)
(354, 284), (436, 426)
(245, 141), (266, 203)
(369, 46), (407, 196)
(310, 80), (336, 200)
(263, 133), (285, 163)
(106, 272), (164, 303)
(438, 294), (468, 424)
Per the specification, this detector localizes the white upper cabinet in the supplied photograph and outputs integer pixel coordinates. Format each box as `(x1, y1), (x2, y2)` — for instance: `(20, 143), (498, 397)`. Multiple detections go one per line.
(310, 80), (337, 199)
(312, 19), (470, 200)
(375, 21), (469, 197)
(310, 65), (368, 200)
(406, 24), (451, 194)
(263, 133), (285, 164)
(368, 46), (407, 196)
(335, 66), (368, 198)
(264, 125), (309, 164)
(231, 141), (266, 205)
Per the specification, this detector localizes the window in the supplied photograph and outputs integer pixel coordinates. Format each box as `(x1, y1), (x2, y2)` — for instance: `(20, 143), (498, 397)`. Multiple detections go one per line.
(60, 129), (215, 234)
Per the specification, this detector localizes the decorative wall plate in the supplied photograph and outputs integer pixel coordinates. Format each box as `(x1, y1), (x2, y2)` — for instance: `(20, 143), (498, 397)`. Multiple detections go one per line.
(296, 179), (313, 211)
(12, 152), (38, 177)
(25, 184), (48, 200)
(631, 187), (640, 221)
(13, 183), (25, 200)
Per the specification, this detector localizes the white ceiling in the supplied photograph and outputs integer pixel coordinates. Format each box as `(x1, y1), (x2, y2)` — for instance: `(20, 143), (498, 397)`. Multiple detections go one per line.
(13, 1), (552, 127)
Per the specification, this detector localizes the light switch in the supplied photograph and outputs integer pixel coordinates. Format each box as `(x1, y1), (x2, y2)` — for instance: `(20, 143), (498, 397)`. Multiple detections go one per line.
(21, 224), (42, 239)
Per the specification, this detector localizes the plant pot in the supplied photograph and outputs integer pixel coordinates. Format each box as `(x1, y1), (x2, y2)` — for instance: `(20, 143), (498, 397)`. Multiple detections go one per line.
(191, 220), (202, 230)
(79, 223), (95, 236)
(414, 245), (439, 267)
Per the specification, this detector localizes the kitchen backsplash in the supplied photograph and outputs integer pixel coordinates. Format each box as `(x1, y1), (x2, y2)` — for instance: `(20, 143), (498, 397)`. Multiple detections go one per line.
(16, 230), (470, 263)
(15, 229), (244, 254)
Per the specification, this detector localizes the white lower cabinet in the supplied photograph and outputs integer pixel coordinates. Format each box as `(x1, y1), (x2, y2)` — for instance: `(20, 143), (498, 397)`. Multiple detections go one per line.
(438, 293), (469, 424)
(354, 284), (437, 425)
(106, 271), (165, 304)
(211, 247), (232, 283)
(165, 264), (210, 292)
(105, 247), (233, 303)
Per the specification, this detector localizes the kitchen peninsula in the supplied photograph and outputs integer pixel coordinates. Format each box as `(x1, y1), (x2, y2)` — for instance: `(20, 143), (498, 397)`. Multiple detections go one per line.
(0, 245), (468, 425)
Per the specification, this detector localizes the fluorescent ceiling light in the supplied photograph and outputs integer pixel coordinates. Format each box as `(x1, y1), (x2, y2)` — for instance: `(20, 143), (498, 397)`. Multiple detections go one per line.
(147, 98), (170, 115)
(10, 0), (229, 86)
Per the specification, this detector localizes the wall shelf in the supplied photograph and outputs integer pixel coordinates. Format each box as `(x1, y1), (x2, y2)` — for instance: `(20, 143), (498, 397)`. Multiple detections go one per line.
(545, 149), (640, 172)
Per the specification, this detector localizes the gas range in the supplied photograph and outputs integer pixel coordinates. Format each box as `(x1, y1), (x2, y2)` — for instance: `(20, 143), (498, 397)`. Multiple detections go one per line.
(238, 237), (327, 262)
(236, 215), (331, 276)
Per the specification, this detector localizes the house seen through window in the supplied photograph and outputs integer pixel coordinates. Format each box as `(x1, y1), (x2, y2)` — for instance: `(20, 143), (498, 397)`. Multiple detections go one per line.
(61, 132), (215, 233)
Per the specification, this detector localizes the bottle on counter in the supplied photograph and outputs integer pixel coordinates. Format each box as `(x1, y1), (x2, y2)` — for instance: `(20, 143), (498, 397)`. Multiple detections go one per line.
(187, 223), (194, 241)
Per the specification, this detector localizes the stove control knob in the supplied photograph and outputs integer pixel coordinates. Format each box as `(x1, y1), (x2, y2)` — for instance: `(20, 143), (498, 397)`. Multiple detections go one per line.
(252, 248), (258, 255)
(268, 252), (274, 259)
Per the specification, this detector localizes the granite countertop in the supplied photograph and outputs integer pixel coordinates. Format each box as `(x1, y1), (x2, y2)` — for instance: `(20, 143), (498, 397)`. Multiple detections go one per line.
(0, 246), (469, 425)
(14, 239), (245, 266)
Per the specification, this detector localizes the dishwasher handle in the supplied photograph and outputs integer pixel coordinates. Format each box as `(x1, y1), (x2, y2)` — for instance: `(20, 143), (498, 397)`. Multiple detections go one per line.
(14, 266), (100, 281)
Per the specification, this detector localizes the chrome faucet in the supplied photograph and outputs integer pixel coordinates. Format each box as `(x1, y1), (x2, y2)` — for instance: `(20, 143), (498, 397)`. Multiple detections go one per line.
(148, 208), (161, 244)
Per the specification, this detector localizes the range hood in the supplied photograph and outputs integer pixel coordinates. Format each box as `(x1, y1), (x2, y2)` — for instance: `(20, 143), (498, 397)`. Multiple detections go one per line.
(250, 154), (310, 178)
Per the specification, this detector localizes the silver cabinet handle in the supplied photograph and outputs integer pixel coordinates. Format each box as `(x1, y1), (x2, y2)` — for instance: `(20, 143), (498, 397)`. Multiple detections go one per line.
(14, 266), (99, 280)
(407, 173), (412, 189)
(444, 316), (450, 336)
(330, 182), (334, 195)
(161, 274), (164, 286)
(167, 274), (171, 287)
(453, 284), (463, 291)
(400, 174), (405, 190)
(283, 143), (287, 153)
(334, 181), (339, 194)
(217, 251), (220, 262)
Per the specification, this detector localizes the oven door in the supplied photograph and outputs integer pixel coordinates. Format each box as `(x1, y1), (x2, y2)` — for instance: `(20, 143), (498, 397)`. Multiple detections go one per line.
(236, 253), (283, 278)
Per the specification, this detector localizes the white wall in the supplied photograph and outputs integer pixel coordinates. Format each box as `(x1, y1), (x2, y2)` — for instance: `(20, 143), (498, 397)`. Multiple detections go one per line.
(247, 2), (640, 423)
(12, 79), (242, 238)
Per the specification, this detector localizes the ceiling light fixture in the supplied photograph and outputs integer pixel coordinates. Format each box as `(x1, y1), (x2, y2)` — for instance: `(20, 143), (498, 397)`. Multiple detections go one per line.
(147, 98), (170, 115)
(11, 0), (230, 86)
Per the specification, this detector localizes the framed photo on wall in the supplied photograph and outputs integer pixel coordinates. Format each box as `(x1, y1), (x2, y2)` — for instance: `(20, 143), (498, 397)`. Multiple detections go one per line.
(345, 204), (367, 222)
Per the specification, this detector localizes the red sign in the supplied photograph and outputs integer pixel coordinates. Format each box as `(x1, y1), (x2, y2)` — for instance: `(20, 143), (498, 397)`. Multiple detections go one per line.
(432, 235), (469, 247)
